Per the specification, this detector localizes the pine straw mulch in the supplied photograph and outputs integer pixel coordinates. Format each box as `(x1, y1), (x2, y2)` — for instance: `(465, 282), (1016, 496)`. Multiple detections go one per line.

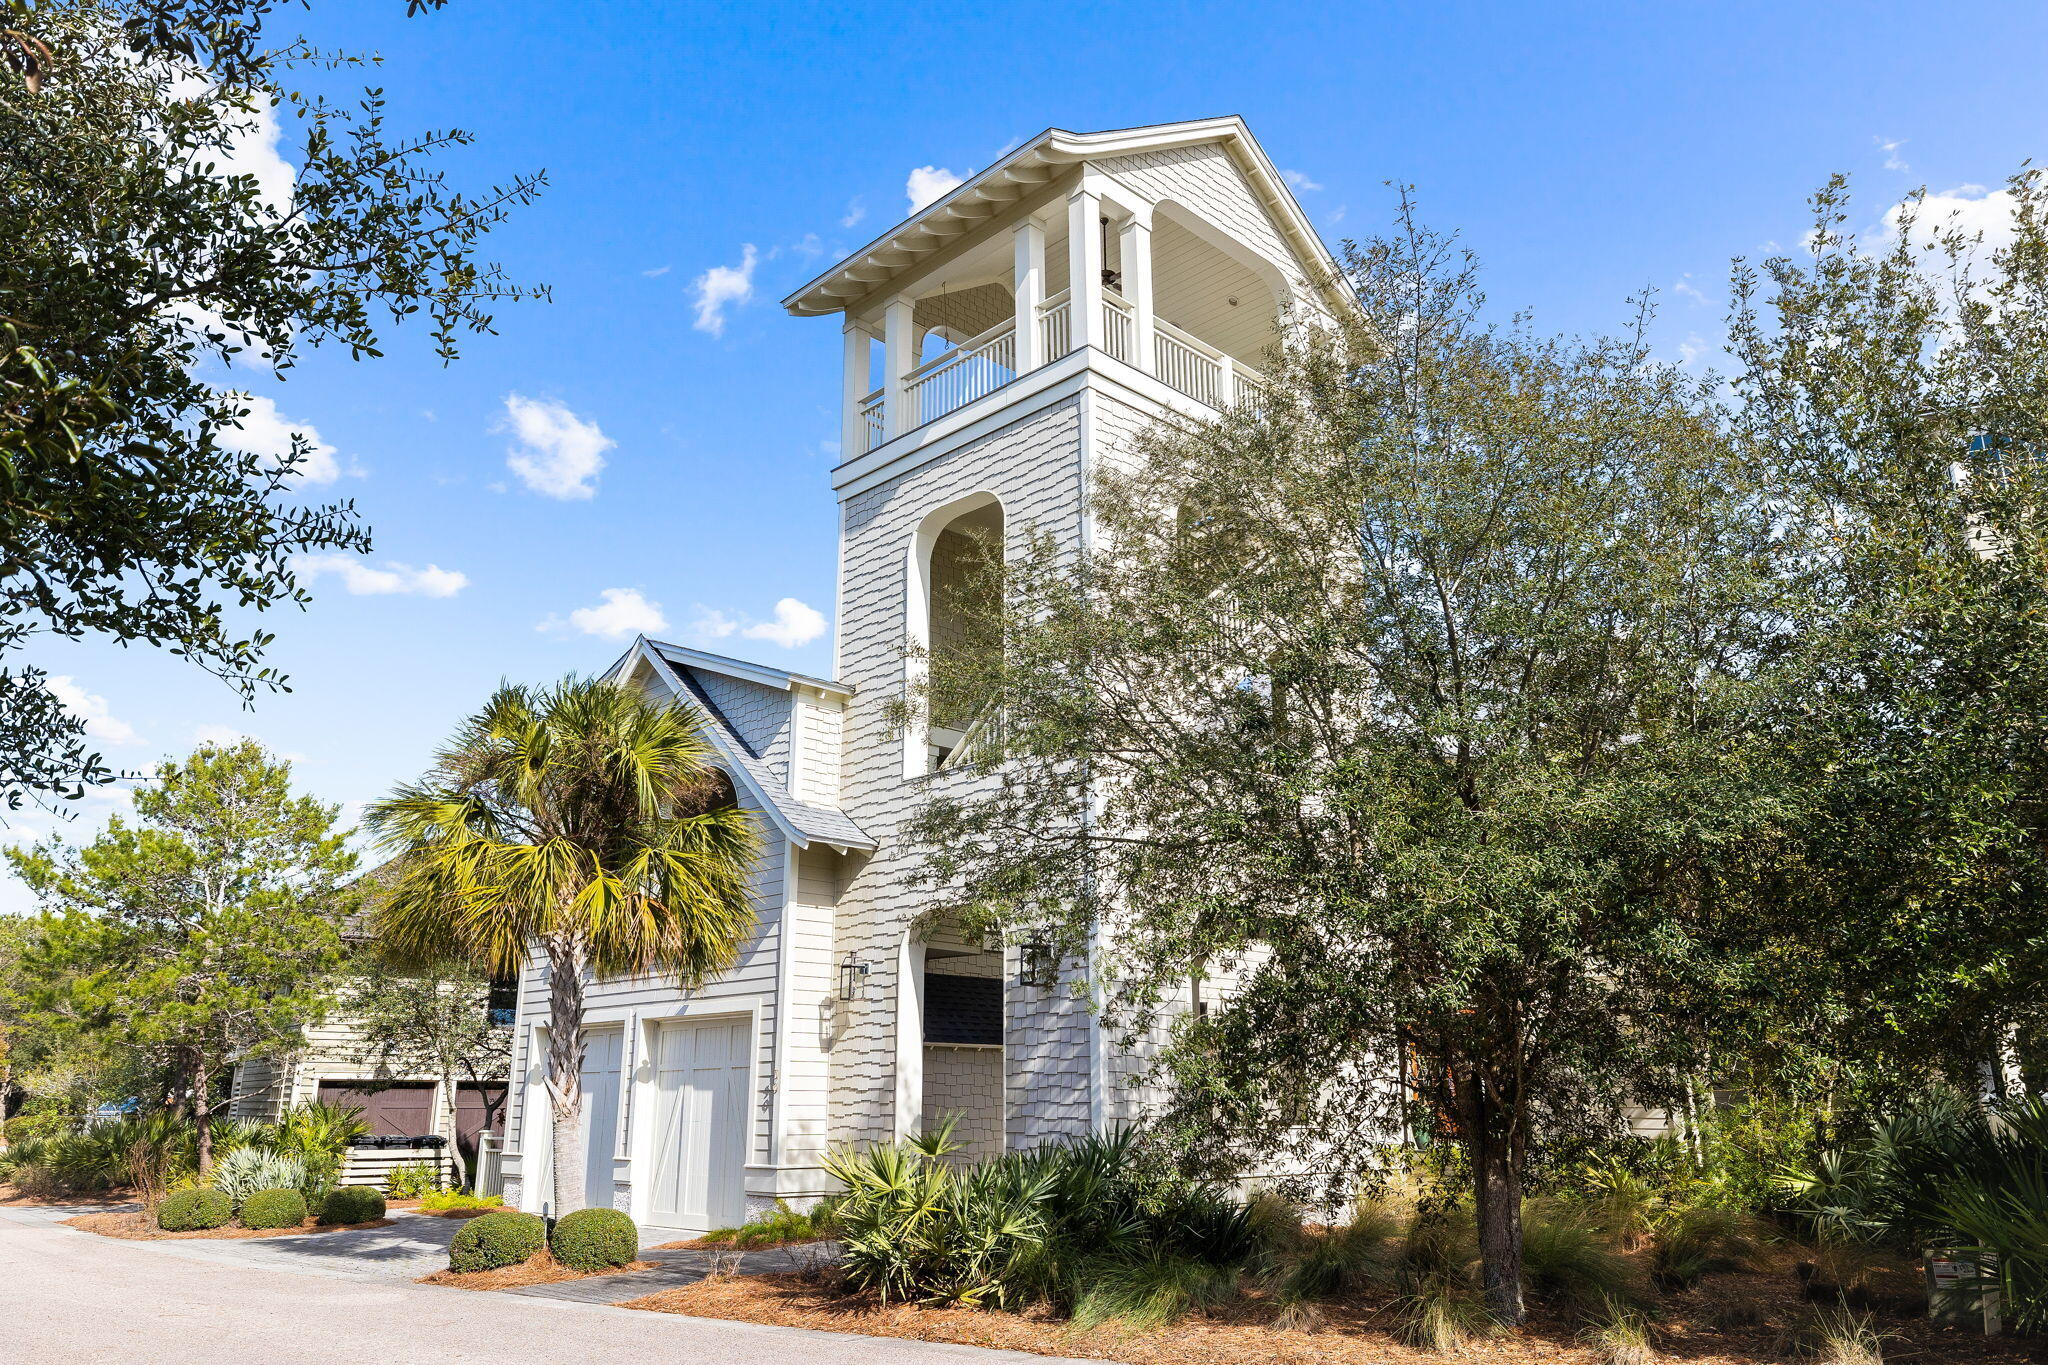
(63, 1210), (394, 1241)
(418, 1249), (658, 1292)
(622, 1253), (2048, 1365)
(0, 1183), (134, 1208)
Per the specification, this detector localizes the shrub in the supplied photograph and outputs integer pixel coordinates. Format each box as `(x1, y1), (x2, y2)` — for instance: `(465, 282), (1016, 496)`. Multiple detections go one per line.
(212, 1147), (307, 1212)
(157, 1187), (233, 1231)
(240, 1187), (308, 1229)
(49, 1117), (177, 1194)
(551, 1207), (639, 1271)
(4, 1112), (74, 1145)
(319, 1186), (387, 1225)
(385, 1161), (443, 1199)
(827, 1126), (1257, 1320)
(449, 1209), (547, 1271)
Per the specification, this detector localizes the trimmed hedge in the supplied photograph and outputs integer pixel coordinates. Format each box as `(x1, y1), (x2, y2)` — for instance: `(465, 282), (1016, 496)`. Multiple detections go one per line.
(550, 1206), (638, 1271)
(319, 1185), (387, 1225)
(239, 1187), (308, 1230)
(157, 1188), (233, 1231)
(449, 1210), (547, 1272)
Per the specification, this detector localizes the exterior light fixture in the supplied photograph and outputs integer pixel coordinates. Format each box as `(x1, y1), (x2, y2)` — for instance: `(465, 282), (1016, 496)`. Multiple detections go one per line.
(1019, 941), (1057, 990)
(838, 954), (869, 1001)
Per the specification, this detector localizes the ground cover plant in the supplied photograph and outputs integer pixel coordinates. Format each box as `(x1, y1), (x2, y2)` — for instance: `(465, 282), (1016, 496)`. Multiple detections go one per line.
(697, 1199), (838, 1248)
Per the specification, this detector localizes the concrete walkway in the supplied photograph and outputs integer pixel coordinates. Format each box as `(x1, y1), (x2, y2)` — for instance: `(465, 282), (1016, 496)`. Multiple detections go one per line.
(0, 1209), (1079, 1365)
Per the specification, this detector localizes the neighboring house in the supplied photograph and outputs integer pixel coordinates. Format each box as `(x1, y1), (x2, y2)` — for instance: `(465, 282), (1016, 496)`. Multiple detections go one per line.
(497, 117), (1357, 1238)
(227, 913), (515, 1188)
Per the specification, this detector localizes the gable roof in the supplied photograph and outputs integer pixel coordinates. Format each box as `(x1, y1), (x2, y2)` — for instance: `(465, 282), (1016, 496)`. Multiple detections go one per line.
(780, 116), (1350, 319)
(613, 637), (874, 852)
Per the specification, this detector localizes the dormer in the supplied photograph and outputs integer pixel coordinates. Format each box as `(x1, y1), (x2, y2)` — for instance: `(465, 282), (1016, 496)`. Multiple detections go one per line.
(782, 118), (1350, 467)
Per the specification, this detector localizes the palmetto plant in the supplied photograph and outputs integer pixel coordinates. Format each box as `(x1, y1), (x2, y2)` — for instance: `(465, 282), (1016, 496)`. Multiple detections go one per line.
(367, 676), (759, 1215)
(210, 1147), (307, 1211)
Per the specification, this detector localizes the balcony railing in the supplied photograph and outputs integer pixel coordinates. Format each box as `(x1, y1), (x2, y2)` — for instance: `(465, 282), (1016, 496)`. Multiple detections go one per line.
(1037, 290), (1072, 363)
(854, 300), (1264, 457)
(857, 388), (885, 454)
(1154, 318), (1263, 411)
(1101, 291), (1135, 365)
(906, 321), (1018, 429)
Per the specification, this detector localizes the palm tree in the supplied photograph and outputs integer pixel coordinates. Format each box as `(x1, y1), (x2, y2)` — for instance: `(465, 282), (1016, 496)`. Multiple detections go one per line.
(366, 676), (758, 1213)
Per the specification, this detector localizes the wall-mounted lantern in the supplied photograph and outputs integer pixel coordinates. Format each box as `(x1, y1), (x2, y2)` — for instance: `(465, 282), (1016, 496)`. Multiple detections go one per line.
(1018, 941), (1058, 990)
(838, 954), (870, 1001)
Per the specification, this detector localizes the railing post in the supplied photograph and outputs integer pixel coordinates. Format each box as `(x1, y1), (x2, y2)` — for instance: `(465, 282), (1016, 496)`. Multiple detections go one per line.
(842, 320), (868, 456)
(1067, 186), (1102, 354)
(882, 295), (916, 439)
(1013, 218), (1044, 374)
(1220, 357), (1237, 410)
(1119, 210), (1155, 374)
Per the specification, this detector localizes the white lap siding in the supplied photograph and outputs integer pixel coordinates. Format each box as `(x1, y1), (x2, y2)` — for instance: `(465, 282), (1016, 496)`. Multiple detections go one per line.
(500, 842), (787, 1220)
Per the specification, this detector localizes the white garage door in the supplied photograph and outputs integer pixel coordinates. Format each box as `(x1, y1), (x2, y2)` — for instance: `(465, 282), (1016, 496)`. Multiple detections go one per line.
(649, 1018), (750, 1230)
(579, 1027), (623, 1210)
(525, 1027), (623, 1214)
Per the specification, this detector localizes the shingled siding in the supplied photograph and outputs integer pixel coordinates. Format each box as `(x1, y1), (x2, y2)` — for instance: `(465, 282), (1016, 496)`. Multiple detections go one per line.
(833, 396), (1095, 1149)
(691, 670), (794, 779)
(1094, 143), (1309, 297)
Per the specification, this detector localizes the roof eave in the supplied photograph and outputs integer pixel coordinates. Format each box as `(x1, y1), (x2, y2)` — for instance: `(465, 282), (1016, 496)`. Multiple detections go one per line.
(779, 115), (1354, 321)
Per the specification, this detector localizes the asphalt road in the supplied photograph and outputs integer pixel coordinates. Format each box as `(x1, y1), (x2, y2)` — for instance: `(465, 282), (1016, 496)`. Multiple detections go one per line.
(0, 1210), (1077, 1365)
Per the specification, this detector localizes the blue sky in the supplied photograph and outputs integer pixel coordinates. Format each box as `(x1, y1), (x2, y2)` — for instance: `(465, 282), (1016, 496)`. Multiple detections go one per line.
(10, 0), (2048, 903)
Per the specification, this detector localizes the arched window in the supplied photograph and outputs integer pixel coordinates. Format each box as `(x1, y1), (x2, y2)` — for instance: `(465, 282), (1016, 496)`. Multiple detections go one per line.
(908, 494), (1005, 774)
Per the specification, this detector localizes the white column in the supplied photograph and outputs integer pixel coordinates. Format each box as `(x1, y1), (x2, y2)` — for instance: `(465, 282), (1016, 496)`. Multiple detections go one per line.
(841, 320), (869, 456)
(893, 935), (926, 1141)
(1012, 218), (1045, 373)
(882, 295), (916, 439)
(1119, 211), (1154, 373)
(1067, 186), (1102, 353)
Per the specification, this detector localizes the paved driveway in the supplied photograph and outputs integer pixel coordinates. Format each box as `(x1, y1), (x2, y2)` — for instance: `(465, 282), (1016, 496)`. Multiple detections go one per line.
(0, 1208), (1081, 1365)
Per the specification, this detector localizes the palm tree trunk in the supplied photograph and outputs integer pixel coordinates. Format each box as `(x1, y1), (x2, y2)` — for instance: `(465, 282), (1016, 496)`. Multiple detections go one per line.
(545, 935), (588, 1215)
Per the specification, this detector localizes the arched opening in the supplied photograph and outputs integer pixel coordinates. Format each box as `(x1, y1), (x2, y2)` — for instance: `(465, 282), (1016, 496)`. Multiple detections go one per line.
(909, 494), (1005, 774)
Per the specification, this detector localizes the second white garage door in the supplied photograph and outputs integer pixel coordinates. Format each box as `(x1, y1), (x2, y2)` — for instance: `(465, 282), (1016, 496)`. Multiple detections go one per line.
(648, 1018), (750, 1231)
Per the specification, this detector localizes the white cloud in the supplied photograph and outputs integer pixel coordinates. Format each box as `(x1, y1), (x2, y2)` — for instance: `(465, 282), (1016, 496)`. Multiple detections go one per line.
(1888, 182), (2023, 255)
(906, 165), (964, 213)
(1328, 204), (1348, 225)
(294, 553), (469, 597)
(1282, 169), (1324, 192)
(688, 607), (739, 643)
(47, 676), (139, 747)
(641, 264), (672, 278)
(1672, 274), (1710, 306)
(168, 80), (295, 215)
(217, 392), (344, 482)
(542, 587), (668, 641)
(1676, 334), (1713, 367)
(841, 198), (866, 229)
(741, 597), (827, 649)
(792, 233), (825, 260)
(691, 244), (759, 337)
(1876, 136), (1909, 172)
(501, 393), (613, 499)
